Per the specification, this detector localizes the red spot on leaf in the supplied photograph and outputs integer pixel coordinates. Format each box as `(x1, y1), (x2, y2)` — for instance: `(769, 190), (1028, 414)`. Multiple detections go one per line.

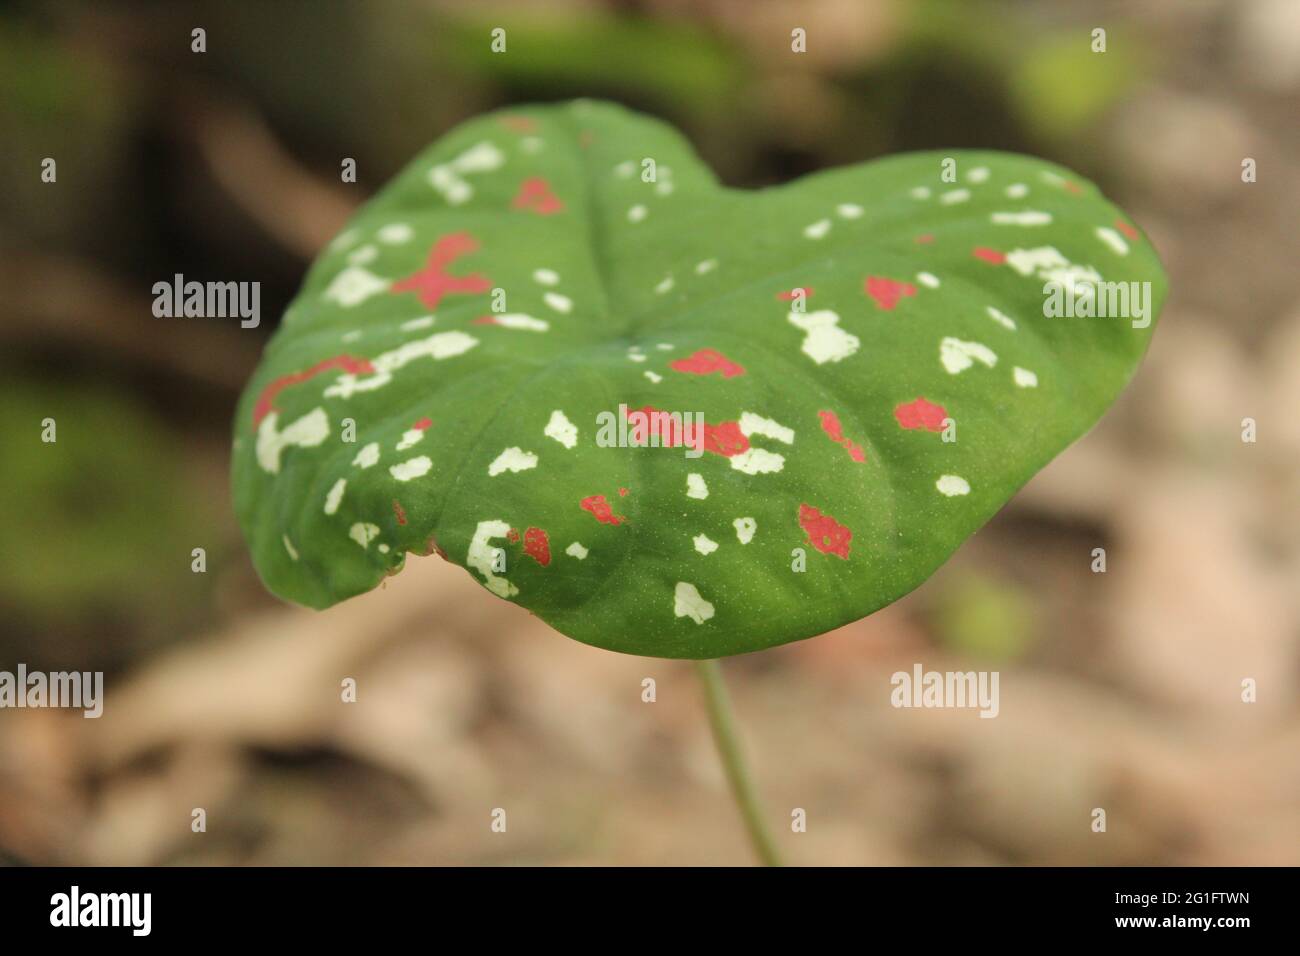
(894, 396), (949, 433)
(1115, 218), (1140, 240)
(818, 409), (845, 443)
(412, 417), (433, 430)
(252, 354), (374, 428)
(506, 528), (520, 543)
(512, 177), (564, 215)
(391, 232), (492, 309)
(580, 494), (625, 525)
(799, 504), (852, 559)
(523, 527), (551, 566)
(618, 487), (629, 497)
(392, 499), (408, 526)
(1063, 180), (1083, 195)
(776, 287), (814, 301)
(972, 247), (1006, 265)
(499, 115), (538, 133)
(703, 421), (749, 458)
(669, 348), (746, 378)
(625, 406), (682, 447)
(623, 406), (750, 459)
(818, 410), (867, 463)
(423, 534), (450, 561)
(915, 234), (935, 244)
(864, 276), (917, 310)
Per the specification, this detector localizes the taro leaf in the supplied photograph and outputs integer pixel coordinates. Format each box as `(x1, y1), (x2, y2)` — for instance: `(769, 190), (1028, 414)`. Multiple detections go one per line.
(232, 100), (1165, 659)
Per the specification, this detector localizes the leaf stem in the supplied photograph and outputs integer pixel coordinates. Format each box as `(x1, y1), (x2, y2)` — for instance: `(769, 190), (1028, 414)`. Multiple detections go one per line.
(692, 659), (784, 867)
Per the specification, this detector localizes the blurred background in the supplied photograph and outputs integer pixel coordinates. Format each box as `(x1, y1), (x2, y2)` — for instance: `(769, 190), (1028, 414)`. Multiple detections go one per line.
(1, 0), (1297, 865)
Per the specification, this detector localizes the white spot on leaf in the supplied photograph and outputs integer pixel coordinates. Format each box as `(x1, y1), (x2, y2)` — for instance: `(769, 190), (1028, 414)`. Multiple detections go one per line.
(396, 428), (425, 451)
(378, 223), (414, 244)
(428, 141), (505, 205)
(733, 517), (756, 544)
(488, 447), (538, 476)
(1005, 246), (1070, 277)
(390, 456), (431, 481)
(803, 218), (832, 239)
(353, 442), (380, 468)
(739, 412), (795, 444)
(940, 337), (998, 374)
(485, 313), (549, 332)
(329, 229), (358, 252)
(1095, 226), (1129, 256)
(324, 267), (388, 308)
(674, 582), (714, 625)
(468, 520), (517, 597)
(543, 291), (572, 313)
(693, 534), (719, 556)
(325, 332), (479, 398)
(729, 448), (785, 475)
(324, 478), (346, 514)
(544, 410), (578, 449)
(788, 309), (860, 365)
(986, 306), (1017, 331)
(256, 408), (329, 474)
(1013, 366), (1039, 388)
(936, 474), (970, 497)
(991, 211), (1052, 226)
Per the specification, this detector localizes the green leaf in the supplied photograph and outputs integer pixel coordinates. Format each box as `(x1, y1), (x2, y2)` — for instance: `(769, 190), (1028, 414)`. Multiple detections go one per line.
(232, 99), (1165, 659)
